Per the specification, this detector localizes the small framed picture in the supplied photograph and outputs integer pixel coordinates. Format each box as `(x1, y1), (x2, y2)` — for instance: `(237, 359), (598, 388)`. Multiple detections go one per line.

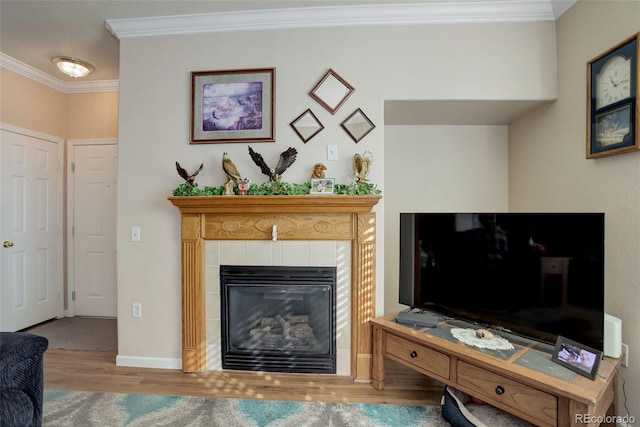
(310, 178), (335, 194)
(551, 336), (602, 380)
(290, 109), (324, 143)
(341, 108), (376, 143)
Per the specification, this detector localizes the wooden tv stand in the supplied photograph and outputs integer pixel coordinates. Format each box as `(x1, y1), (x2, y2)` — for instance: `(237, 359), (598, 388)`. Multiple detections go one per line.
(371, 313), (622, 427)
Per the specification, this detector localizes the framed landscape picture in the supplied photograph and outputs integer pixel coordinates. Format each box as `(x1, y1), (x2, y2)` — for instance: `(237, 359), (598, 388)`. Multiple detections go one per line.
(191, 68), (275, 144)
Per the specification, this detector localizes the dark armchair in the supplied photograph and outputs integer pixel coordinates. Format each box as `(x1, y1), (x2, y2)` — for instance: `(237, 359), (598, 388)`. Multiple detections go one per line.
(0, 332), (49, 427)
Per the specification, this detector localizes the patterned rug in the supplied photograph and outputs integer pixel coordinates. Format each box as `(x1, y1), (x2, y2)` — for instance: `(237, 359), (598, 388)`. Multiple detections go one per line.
(44, 390), (450, 427)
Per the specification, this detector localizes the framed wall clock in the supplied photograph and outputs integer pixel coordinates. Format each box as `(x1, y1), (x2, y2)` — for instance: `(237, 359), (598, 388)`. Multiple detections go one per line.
(586, 32), (639, 159)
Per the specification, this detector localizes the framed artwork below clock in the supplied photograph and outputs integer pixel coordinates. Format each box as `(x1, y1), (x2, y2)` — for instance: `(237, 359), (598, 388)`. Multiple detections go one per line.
(586, 32), (639, 159)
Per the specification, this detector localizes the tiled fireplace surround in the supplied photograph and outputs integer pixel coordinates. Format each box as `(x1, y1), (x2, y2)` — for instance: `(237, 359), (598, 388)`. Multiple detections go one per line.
(206, 240), (350, 374)
(169, 195), (381, 381)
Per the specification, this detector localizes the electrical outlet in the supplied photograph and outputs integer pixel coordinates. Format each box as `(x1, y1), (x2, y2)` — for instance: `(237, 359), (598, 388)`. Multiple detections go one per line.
(622, 342), (629, 367)
(131, 226), (141, 242)
(132, 303), (142, 318)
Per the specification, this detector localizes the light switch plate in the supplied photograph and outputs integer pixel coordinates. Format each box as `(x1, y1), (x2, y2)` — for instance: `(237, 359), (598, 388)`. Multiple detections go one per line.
(131, 226), (141, 242)
(327, 145), (338, 161)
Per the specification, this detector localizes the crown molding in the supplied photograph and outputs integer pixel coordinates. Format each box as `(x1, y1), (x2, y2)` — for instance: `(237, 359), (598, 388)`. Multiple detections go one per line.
(1, 53), (65, 92)
(551, 0), (577, 18)
(63, 79), (120, 94)
(106, 1), (572, 39)
(0, 53), (119, 94)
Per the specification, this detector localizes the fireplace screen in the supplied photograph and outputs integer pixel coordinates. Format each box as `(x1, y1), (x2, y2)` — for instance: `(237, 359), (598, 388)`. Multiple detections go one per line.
(221, 265), (336, 374)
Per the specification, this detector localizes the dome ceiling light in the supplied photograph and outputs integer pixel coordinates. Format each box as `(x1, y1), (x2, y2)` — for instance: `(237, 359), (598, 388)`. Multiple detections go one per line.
(51, 56), (94, 78)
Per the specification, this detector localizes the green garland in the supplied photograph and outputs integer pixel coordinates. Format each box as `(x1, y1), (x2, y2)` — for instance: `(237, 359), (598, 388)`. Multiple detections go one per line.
(172, 181), (381, 196)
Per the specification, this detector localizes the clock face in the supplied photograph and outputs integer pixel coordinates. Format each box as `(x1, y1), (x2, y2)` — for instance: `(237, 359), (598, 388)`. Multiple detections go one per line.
(596, 55), (631, 109)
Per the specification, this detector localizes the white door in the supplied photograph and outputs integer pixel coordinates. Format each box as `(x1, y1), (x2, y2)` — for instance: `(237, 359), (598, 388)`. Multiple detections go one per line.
(71, 143), (117, 317)
(1, 127), (62, 331)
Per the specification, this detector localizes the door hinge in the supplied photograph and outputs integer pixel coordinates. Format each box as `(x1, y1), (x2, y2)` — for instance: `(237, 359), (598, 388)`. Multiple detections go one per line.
(72, 291), (76, 301)
(71, 162), (75, 173)
(72, 226), (74, 237)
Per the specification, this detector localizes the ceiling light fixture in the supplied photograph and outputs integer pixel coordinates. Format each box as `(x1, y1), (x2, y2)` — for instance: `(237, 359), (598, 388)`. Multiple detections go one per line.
(51, 56), (94, 78)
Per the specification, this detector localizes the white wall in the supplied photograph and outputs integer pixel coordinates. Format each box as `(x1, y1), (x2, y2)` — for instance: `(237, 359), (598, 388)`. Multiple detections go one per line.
(509, 0), (640, 417)
(116, 21), (556, 363)
(383, 125), (509, 313)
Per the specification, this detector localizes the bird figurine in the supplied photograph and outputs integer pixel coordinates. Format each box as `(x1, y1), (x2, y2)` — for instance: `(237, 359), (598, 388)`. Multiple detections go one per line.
(221, 152), (250, 195)
(222, 152), (244, 185)
(311, 163), (327, 179)
(248, 146), (298, 182)
(176, 161), (203, 186)
(354, 151), (373, 183)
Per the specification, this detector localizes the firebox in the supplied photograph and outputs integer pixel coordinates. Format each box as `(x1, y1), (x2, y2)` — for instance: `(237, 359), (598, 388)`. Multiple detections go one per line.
(220, 265), (337, 374)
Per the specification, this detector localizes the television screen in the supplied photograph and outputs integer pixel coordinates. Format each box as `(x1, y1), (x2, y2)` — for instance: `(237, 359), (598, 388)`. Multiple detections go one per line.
(399, 213), (605, 350)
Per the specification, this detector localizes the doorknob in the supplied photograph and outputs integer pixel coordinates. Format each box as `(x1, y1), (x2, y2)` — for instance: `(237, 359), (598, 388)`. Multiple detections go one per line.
(3, 241), (14, 248)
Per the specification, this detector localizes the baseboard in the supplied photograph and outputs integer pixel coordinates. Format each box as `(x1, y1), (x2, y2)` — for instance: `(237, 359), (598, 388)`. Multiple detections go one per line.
(116, 354), (182, 370)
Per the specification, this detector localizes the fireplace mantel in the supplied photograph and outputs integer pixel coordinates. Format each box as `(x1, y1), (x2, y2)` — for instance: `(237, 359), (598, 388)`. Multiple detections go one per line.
(168, 194), (381, 214)
(168, 195), (381, 381)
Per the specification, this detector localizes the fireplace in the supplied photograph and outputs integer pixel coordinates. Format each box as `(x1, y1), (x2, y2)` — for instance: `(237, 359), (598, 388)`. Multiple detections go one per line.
(221, 265), (336, 374)
(168, 195), (380, 380)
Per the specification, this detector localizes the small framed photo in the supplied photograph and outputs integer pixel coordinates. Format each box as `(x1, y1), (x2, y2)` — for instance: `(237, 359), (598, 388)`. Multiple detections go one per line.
(551, 336), (602, 380)
(191, 68), (275, 144)
(310, 178), (335, 194)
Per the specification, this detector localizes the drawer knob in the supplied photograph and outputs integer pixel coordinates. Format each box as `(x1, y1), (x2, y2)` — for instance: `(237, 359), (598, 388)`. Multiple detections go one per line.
(495, 385), (505, 395)
(410, 350), (418, 358)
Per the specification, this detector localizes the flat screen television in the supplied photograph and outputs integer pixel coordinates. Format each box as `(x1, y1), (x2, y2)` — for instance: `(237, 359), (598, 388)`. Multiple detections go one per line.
(399, 213), (605, 351)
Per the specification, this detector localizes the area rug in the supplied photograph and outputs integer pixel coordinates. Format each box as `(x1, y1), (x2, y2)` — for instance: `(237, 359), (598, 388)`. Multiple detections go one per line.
(24, 317), (117, 351)
(44, 390), (449, 427)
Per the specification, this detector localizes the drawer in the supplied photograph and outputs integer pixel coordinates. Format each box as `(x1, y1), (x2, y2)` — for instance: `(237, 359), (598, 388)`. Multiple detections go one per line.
(457, 361), (557, 426)
(385, 334), (450, 381)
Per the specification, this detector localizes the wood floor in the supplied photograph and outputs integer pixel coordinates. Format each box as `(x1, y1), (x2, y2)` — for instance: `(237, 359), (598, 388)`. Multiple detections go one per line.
(44, 349), (444, 405)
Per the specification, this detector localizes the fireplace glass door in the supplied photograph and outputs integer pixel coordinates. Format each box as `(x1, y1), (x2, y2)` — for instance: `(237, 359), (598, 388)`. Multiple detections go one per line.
(221, 265), (336, 374)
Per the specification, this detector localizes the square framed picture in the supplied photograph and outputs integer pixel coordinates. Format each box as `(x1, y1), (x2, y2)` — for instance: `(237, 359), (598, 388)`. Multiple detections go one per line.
(191, 68), (275, 144)
(309, 68), (355, 115)
(551, 336), (602, 380)
(310, 178), (335, 194)
(290, 109), (324, 143)
(341, 108), (376, 143)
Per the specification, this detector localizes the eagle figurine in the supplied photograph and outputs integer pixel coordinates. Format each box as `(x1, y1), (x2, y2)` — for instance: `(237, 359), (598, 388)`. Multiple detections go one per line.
(248, 146), (298, 182)
(354, 151), (372, 183)
(222, 152), (243, 185)
(175, 161), (203, 186)
(221, 153), (251, 195)
(311, 163), (327, 179)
